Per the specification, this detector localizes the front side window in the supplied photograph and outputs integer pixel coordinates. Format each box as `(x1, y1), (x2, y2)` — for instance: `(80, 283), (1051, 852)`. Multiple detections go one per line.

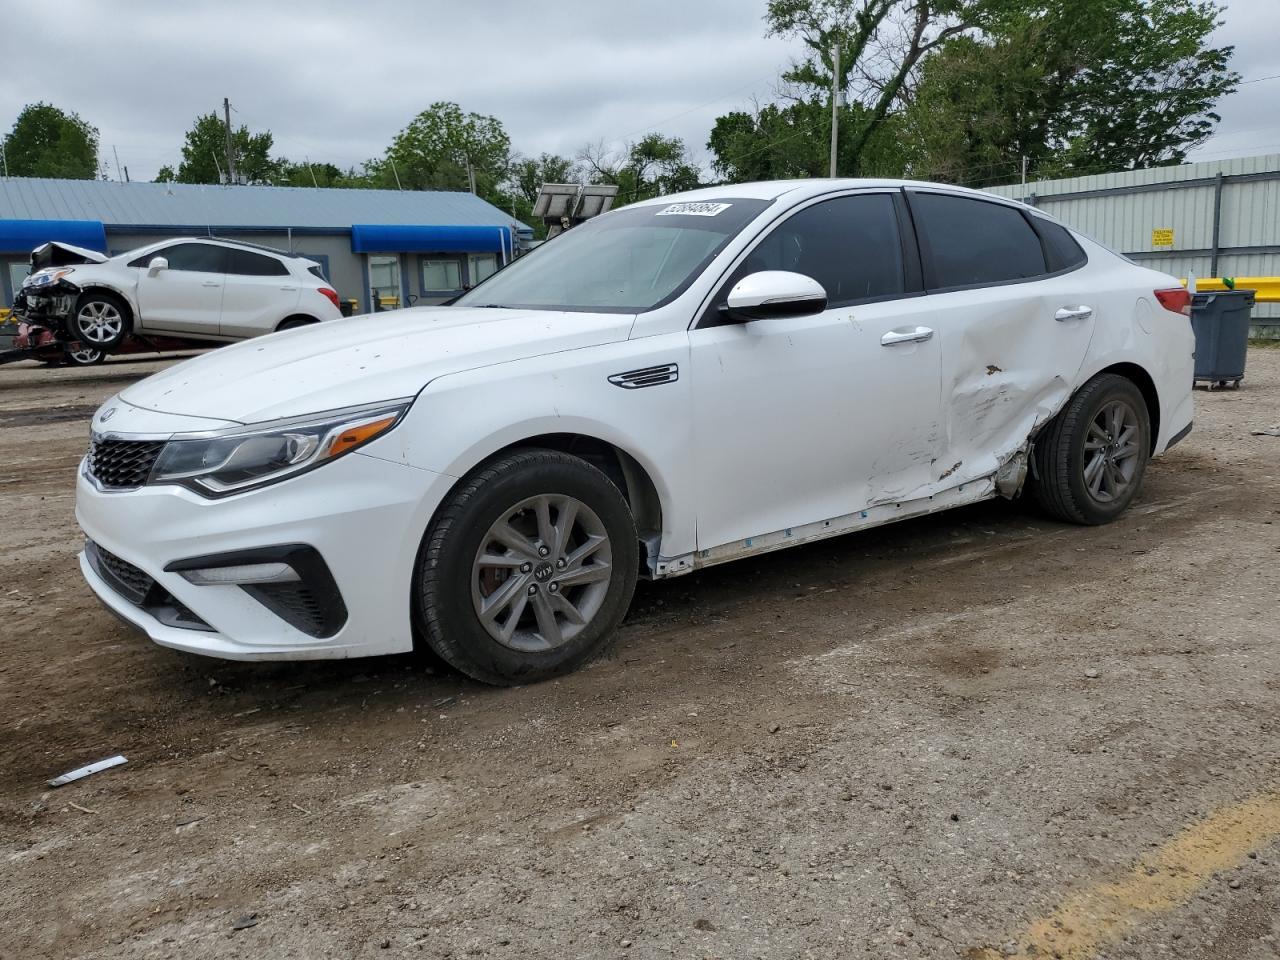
(453, 198), (772, 313)
(423, 259), (462, 292)
(134, 243), (228, 274)
(717, 193), (906, 311)
(910, 192), (1046, 288)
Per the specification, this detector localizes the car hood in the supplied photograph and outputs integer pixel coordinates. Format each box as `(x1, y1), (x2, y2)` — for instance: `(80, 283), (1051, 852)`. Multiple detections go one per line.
(118, 306), (635, 424)
(30, 241), (109, 269)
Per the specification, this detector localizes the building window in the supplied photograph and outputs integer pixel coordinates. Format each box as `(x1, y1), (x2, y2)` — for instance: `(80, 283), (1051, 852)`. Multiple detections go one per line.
(468, 253), (499, 285)
(422, 258), (462, 292)
(368, 255), (401, 310)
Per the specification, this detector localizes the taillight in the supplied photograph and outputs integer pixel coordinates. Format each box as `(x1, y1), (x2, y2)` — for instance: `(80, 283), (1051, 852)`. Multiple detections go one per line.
(1154, 287), (1192, 317)
(318, 287), (341, 310)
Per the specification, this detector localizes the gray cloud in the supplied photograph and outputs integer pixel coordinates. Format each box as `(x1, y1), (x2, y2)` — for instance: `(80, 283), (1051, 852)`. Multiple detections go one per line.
(3, 0), (1274, 181)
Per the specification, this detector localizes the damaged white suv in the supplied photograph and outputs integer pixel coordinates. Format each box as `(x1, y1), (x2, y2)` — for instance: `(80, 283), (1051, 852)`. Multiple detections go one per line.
(77, 180), (1194, 685)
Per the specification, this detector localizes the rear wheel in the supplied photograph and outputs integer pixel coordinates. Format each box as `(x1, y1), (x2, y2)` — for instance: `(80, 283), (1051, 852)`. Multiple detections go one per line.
(414, 450), (639, 686)
(71, 292), (130, 350)
(277, 316), (318, 331)
(1031, 373), (1151, 525)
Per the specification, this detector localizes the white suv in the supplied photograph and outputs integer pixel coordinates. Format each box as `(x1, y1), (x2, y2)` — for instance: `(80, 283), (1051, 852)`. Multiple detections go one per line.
(19, 237), (342, 350)
(77, 180), (1195, 686)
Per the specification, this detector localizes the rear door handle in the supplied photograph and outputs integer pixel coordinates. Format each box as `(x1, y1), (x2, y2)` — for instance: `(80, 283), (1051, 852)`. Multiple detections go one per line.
(280, 285), (298, 291)
(881, 326), (934, 346)
(1055, 305), (1093, 322)
(201, 280), (221, 288)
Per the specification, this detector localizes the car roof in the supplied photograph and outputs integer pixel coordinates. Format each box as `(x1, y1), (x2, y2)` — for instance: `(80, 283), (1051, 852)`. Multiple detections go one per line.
(130, 236), (304, 260)
(630, 178), (1029, 209)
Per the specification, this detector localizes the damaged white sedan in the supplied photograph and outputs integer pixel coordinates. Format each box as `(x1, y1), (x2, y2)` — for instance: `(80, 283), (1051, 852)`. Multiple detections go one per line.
(78, 180), (1194, 685)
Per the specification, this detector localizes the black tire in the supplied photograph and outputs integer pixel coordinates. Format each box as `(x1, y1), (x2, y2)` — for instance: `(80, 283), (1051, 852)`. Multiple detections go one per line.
(64, 345), (106, 366)
(277, 317), (319, 331)
(70, 291), (131, 350)
(414, 449), (639, 686)
(1031, 373), (1151, 525)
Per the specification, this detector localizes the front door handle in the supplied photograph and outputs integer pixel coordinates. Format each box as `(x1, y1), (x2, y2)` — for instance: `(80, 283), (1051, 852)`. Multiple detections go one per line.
(1055, 305), (1093, 322)
(881, 326), (934, 346)
(201, 280), (221, 288)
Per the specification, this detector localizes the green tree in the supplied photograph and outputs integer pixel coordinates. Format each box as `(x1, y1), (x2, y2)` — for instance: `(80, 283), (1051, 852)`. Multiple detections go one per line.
(2, 102), (99, 179)
(373, 102), (511, 202)
(578, 134), (701, 204)
(166, 112), (277, 184)
(760, 0), (980, 173)
(508, 153), (579, 205)
(273, 159), (373, 188)
(904, 0), (1238, 186)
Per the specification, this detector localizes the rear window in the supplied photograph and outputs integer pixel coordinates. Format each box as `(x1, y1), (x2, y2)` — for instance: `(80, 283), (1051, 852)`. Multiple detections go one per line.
(910, 192), (1047, 289)
(1032, 217), (1088, 272)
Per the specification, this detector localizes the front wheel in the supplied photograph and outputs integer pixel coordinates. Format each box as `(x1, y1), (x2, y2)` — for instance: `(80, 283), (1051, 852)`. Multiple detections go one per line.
(1030, 373), (1151, 525)
(414, 449), (639, 686)
(64, 345), (106, 366)
(71, 292), (130, 350)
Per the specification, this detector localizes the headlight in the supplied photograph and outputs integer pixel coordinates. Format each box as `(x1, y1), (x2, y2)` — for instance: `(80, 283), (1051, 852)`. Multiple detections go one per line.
(25, 267), (75, 288)
(149, 400), (411, 496)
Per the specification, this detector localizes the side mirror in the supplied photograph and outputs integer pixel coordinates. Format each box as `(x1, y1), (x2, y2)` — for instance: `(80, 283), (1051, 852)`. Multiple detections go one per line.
(723, 270), (827, 322)
(147, 257), (168, 277)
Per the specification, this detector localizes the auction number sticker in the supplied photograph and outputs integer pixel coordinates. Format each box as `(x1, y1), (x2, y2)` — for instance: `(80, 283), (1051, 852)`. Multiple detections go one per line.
(656, 202), (732, 217)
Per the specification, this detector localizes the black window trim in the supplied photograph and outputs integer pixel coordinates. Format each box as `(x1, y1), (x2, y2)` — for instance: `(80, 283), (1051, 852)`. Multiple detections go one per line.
(692, 187), (925, 330)
(1025, 211), (1089, 274)
(903, 188), (1088, 295)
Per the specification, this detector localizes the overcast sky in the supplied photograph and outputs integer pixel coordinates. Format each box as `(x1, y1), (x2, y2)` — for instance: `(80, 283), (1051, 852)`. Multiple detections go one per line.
(2, 0), (1276, 184)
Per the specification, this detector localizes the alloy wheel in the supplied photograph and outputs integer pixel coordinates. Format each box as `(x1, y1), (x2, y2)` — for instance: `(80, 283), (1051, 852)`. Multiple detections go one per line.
(1082, 399), (1141, 503)
(76, 302), (124, 345)
(68, 346), (104, 365)
(470, 494), (613, 653)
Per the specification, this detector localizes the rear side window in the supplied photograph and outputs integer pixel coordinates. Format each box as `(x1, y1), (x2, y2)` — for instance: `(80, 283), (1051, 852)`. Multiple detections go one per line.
(227, 249), (290, 276)
(910, 193), (1046, 289)
(1031, 217), (1087, 272)
(723, 193), (905, 309)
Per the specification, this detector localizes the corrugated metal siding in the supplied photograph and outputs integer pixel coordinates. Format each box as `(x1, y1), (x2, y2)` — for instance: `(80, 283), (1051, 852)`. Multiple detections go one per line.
(0, 177), (530, 232)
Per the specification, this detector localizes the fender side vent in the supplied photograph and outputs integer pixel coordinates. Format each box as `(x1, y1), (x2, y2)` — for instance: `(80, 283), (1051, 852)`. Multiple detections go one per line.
(608, 363), (678, 389)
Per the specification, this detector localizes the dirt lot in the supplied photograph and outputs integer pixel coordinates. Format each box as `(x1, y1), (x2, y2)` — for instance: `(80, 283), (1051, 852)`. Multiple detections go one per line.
(2, 348), (1279, 960)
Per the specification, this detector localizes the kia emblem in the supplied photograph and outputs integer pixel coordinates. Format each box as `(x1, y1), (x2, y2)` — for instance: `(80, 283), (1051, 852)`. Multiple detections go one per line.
(100, 407), (116, 423)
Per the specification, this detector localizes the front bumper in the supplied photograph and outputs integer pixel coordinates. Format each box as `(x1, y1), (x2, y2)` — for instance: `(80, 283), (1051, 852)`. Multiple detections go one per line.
(76, 448), (454, 661)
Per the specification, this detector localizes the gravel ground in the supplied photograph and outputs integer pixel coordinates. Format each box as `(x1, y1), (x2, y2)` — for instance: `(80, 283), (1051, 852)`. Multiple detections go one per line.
(1, 347), (1278, 960)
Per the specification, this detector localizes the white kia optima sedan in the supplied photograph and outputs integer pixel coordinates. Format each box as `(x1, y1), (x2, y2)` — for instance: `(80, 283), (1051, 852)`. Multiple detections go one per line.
(77, 180), (1195, 685)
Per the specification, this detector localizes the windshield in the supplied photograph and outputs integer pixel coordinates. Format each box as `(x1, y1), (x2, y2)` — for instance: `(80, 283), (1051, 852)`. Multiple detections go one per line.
(455, 198), (771, 313)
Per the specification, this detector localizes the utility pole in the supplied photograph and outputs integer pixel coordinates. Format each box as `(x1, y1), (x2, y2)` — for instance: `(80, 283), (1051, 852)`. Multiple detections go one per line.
(305, 157), (319, 187)
(112, 145), (123, 182)
(211, 150), (224, 184)
(389, 156), (403, 190)
(465, 153), (477, 194)
(123, 165), (130, 183)
(829, 44), (841, 178)
(1021, 155), (1028, 188)
(0, 140), (7, 177)
(222, 97), (238, 185)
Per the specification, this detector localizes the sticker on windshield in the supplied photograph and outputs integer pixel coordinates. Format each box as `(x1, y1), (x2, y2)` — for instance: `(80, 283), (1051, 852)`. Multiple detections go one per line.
(655, 201), (732, 217)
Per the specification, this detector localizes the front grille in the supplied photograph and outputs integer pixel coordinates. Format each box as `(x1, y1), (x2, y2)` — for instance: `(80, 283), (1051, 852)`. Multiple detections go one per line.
(87, 437), (165, 490)
(87, 540), (155, 605)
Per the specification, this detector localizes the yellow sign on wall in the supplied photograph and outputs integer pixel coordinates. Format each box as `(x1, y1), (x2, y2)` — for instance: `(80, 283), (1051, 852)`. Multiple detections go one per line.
(1152, 228), (1174, 247)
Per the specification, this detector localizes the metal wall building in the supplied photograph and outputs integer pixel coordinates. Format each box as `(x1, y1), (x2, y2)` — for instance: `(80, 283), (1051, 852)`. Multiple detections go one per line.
(0, 177), (532, 314)
(986, 153), (1280, 331)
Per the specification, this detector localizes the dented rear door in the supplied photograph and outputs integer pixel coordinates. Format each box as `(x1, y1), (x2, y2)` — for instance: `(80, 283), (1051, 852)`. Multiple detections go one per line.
(906, 190), (1095, 492)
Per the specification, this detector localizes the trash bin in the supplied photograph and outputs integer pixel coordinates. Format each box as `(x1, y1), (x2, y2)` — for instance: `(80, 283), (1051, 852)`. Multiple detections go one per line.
(1190, 289), (1254, 389)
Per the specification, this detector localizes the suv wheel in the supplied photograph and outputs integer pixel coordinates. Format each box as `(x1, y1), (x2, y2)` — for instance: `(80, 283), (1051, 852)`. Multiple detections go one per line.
(1031, 373), (1151, 525)
(71, 292), (130, 350)
(414, 449), (639, 686)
